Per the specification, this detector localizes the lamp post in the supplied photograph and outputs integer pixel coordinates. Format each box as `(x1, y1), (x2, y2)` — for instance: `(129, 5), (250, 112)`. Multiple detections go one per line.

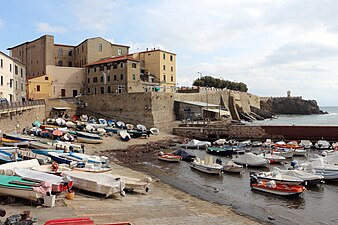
(197, 72), (202, 80)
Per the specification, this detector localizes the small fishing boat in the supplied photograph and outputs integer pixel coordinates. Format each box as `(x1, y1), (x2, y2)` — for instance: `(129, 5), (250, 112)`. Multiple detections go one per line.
(29, 141), (55, 149)
(223, 161), (244, 173)
(0, 174), (50, 201)
(256, 170), (304, 185)
(172, 149), (196, 162)
(0, 159), (40, 176)
(31, 149), (64, 156)
(14, 168), (73, 193)
(180, 139), (211, 149)
(1, 137), (29, 147)
(190, 156), (223, 175)
(150, 127), (160, 135)
(0, 150), (21, 163)
(207, 145), (245, 157)
(294, 149), (307, 156)
(233, 153), (269, 167)
(56, 118), (66, 126)
(136, 124), (147, 131)
(44, 217), (94, 225)
(252, 141), (263, 147)
(250, 173), (306, 196)
(213, 139), (227, 146)
(61, 171), (125, 197)
(278, 168), (324, 186)
(125, 124), (134, 130)
(65, 121), (75, 128)
(314, 140), (331, 150)
(127, 129), (149, 138)
(104, 127), (123, 134)
(2, 133), (37, 142)
(116, 121), (125, 128)
(158, 152), (182, 162)
(119, 130), (131, 141)
(72, 163), (112, 173)
(111, 174), (152, 192)
(300, 140), (313, 149)
(69, 152), (108, 165)
(76, 131), (103, 144)
(307, 158), (338, 180)
(259, 153), (285, 163)
(31, 164), (72, 175)
(272, 148), (294, 158)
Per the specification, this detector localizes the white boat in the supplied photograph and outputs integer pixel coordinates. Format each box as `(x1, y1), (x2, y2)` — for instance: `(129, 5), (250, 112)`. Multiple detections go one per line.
(314, 140), (331, 150)
(259, 153), (285, 163)
(125, 124), (134, 130)
(223, 161), (243, 173)
(294, 149), (307, 156)
(65, 121), (75, 128)
(322, 152), (338, 165)
(136, 124), (147, 131)
(251, 141), (263, 147)
(119, 130), (131, 141)
(76, 131), (103, 144)
(62, 171), (125, 197)
(272, 148), (294, 158)
(31, 164), (72, 175)
(213, 139), (227, 146)
(300, 140), (313, 149)
(277, 168), (324, 186)
(233, 153), (269, 167)
(262, 139), (274, 147)
(304, 158), (338, 180)
(0, 159), (40, 176)
(110, 174), (152, 192)
(256, 170), (304, 185)
(149, 128), (160, 135)
(239, 140), (251, 147)
(181, 139), (211, 149)
(84, 122), (107, 129)
(190, 156), (223, 174)
(14, 168), (73, 193)
(55, 118), (66, 126)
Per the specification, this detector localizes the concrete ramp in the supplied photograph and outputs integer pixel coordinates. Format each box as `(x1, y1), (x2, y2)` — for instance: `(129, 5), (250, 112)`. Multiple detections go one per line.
(228, 95), (240, 121)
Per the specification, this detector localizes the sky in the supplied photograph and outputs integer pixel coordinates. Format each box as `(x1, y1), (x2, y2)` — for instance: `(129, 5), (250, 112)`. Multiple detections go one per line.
(0, 0), (338, 105)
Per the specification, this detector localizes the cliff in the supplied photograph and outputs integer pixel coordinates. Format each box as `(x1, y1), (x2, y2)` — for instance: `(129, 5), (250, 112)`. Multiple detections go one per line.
(260, 97), (325, 115)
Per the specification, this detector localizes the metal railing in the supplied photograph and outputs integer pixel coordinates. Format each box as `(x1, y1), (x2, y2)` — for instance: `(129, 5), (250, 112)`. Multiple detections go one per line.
(0, 99), (45, 113)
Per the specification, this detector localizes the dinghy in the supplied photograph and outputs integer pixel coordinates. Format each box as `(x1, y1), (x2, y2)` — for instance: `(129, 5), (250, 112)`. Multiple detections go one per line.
(136, 124), (147, 131)
(119, 130), (131, 141)
(233, 153), (269, 167)
(61, 171), (125, 197)
(250, 173), (306, 197)
(190, 156), (223, 175)
(149, 128), (159, 135)
(300, 140), (313, 149)
(158, 152), (181, 162)
(0, 150), (21, 163)
(314, 140), (331, 150)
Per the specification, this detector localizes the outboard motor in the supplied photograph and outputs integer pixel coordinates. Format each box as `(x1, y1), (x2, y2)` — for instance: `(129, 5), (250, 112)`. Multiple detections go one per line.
(291, 160), (298, 169)
(215, 158), (223, 165)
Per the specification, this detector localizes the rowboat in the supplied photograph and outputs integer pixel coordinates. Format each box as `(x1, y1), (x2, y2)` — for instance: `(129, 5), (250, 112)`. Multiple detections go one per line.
(76, 132), (103, 144)
(31, 149), (64, 156)
(250, 174), (306, 196)
(1, 137), (29, 147)
(14, 168), (73, 193)
(2, 133), (37, 142)
(150, 127), (160, 135)
(111, 174), (152, 192)
(127, 130), (149, 138)
(0, 150), (21, 163)
(61, 171), (125, 197)
(190, 156), (223, 175)
(29, 141), (55, 149)
(0, 159), (40, 176)
(158, 152), (182, 162)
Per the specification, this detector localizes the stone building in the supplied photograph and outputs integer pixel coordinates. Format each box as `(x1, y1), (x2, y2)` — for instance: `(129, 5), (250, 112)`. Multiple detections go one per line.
(7, 35), (129, 99)
(132, 49), (176, 92)
(0, 51), (26, 101)
(85, 55), (143, 94)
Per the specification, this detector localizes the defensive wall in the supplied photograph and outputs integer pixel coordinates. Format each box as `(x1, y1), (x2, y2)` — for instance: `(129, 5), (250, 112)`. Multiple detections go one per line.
(173, 125), (338, 141)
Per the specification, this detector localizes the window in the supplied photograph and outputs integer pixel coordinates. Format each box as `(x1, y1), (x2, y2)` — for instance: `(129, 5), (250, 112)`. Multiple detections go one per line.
(107, 86), (111, 93)
(45, 76), (49, 80)
(73, 90), (78, 97)
(14, 65), (18, 75)
(82, 45), (84, 53)
(0, 59), (3, 68)
(58, 48), (63, 56)
(132, 74), (136, 80)
(20, 68), (23, 77)
(120, 74), (123, 80)
(163, 65), (166, 70)
(101, 76), (104, 83)
(94, 87), (97, 95)
(20, 83), (23, 91)
(68, 50), (72, 56)
(9, 79), (13, 88)
(15, 81), (18, 90)
(171, 66), (173, 72)
(170, 55), (173, 61)
(87, 69), (90, 73)
(163, 53), (166, 59)
(163, 75), (166, 82)
(94, 67), (97, 72)
(118, 48), (122, 55)
(113, 63), (117, 69)
(87, 88), (90, 94)
(9, 64), (12, 72)
(58, 60), (63, 66)
(114, 74), (117, 81)
(107, 64), (111, 70)
(68, 61), (72, 67)
(120, 62), (124, 68)
(118, 85), (125, 93)
(37, 85), (40, 92)
(87, 78), (90, 83)
(100, 87), (104, 94)
(100, 66), (104, 71)
(132, 63), (137, 69)
(171, 76), (173, 82)
(61, 89), (66, 97)
(93, 77), (98, 83)
(107, 76), (110, 82)
(98, 43), (103, 52)
(0, 76), (3, 85)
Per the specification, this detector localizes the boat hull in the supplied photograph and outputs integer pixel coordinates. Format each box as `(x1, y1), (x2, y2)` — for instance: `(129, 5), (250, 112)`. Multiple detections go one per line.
(251, 185), (305, 196)
(158, 156), (181, 162)
(77, 136), (103, 144)
(190, 163), (222, 174)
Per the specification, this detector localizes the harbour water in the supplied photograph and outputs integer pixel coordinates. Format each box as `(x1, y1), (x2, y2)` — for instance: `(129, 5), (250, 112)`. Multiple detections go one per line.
(130, 109), (338, 225)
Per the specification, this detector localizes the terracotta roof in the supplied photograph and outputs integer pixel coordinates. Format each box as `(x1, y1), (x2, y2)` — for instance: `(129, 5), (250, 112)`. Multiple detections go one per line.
(85, 55), (139, 67)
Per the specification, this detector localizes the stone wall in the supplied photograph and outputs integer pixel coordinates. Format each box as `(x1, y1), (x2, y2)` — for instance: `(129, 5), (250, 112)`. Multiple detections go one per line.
(0, 106), (45, 134)
(45, 98), (78, 118)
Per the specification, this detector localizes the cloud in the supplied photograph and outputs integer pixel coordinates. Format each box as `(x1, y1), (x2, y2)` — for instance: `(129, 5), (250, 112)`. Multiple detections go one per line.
(36, 22), (67, 33)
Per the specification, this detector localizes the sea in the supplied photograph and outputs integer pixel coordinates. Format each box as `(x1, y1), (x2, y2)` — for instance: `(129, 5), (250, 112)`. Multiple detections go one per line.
(130, 107), (338, 225)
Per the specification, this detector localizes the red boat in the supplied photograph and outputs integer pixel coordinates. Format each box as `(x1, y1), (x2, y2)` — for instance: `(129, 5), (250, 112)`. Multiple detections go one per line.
(250, 173), (306, 196)
(44, 217), (94, 225)
(158, 152), (182, 162)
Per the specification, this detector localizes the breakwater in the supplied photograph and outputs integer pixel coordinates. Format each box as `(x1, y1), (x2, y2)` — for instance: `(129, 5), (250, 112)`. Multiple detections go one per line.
(173, 125), (338, 141)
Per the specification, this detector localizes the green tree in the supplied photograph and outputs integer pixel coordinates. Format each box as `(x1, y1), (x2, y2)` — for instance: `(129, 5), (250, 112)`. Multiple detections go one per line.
(193, 76), (248, 92)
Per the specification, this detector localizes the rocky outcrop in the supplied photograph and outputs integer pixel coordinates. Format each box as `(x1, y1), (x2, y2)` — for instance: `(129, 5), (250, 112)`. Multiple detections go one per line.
(260, 97), (325, 115)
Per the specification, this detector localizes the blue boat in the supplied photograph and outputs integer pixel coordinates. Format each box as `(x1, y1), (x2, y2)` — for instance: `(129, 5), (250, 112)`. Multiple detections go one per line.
(207, 145), (245, 157)
(31, 149), (64, 156)
(0, 150), (22, 164)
